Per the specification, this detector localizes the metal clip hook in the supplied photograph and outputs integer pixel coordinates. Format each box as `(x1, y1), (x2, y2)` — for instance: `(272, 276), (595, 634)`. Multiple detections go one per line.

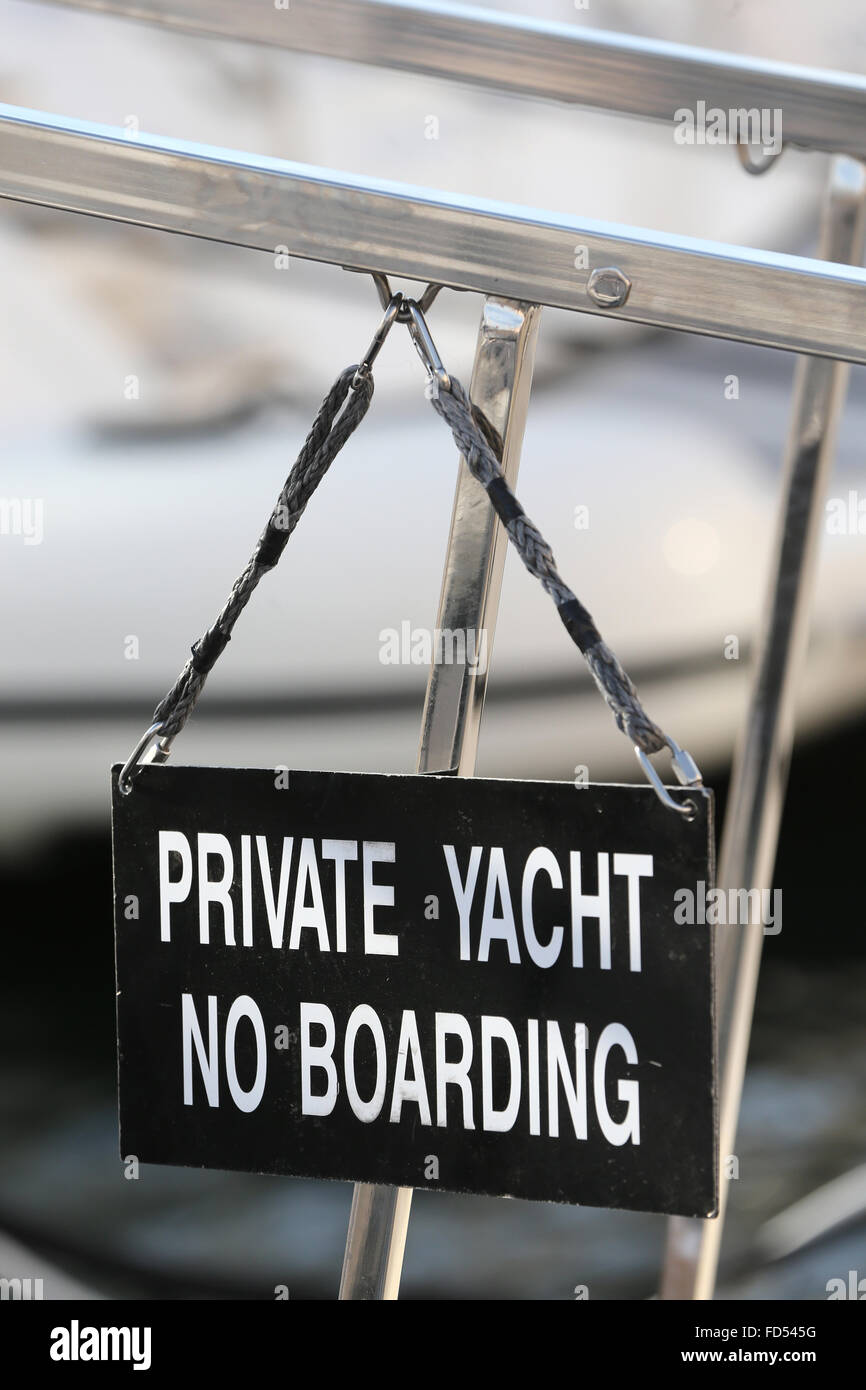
(736, 141), (783, 177)
(635, 736), (702, 819)
(349, 271), (450, 390)
(402, 298), (451, 392)
(351, 292), (403, 390)
(118, 721), (173, 796)
(365, 271), (444, 313)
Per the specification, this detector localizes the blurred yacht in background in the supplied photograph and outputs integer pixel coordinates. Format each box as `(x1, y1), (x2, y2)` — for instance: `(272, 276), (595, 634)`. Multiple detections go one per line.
(2, 0), (866, 844)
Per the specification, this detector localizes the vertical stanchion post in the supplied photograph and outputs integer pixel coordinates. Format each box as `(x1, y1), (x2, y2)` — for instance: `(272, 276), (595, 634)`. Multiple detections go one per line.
(660, 155), (866, 1301)
(337, 295), (542, 1300)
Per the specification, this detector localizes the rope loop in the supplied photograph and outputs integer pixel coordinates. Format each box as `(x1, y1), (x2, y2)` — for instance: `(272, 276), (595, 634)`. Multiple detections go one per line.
(121, 283), (698, 809)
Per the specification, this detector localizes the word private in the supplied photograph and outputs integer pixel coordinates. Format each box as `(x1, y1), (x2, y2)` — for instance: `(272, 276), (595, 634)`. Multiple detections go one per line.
(158, 829), (653, 972)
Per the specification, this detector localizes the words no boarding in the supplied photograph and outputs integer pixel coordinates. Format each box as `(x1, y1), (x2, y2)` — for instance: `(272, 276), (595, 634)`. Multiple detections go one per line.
(112, 766), (717, 1217)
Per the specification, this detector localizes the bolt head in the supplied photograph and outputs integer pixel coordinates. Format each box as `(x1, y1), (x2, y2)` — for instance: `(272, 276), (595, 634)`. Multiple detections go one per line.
(587, 266), (632, 309)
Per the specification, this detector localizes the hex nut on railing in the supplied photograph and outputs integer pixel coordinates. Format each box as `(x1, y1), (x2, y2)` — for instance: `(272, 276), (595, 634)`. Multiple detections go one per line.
(587, 266), (632, 308)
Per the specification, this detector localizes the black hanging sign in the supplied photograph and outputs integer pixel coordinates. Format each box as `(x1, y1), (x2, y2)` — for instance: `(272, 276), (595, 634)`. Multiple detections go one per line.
(111, 765), (717, 1217)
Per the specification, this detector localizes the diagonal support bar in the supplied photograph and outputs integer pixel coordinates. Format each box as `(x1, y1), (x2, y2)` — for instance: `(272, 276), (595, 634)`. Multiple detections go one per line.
(338, 295), (541, 1300)
(659, 154), (866, 1301)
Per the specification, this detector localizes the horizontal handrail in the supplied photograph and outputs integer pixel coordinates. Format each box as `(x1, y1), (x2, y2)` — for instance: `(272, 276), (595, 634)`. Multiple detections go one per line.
(2, 103), (866, 362)
(35, 0), (866, 158)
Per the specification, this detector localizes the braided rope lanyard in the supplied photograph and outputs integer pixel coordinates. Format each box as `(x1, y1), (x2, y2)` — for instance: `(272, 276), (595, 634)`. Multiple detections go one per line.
(119, 279), (702, 818)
